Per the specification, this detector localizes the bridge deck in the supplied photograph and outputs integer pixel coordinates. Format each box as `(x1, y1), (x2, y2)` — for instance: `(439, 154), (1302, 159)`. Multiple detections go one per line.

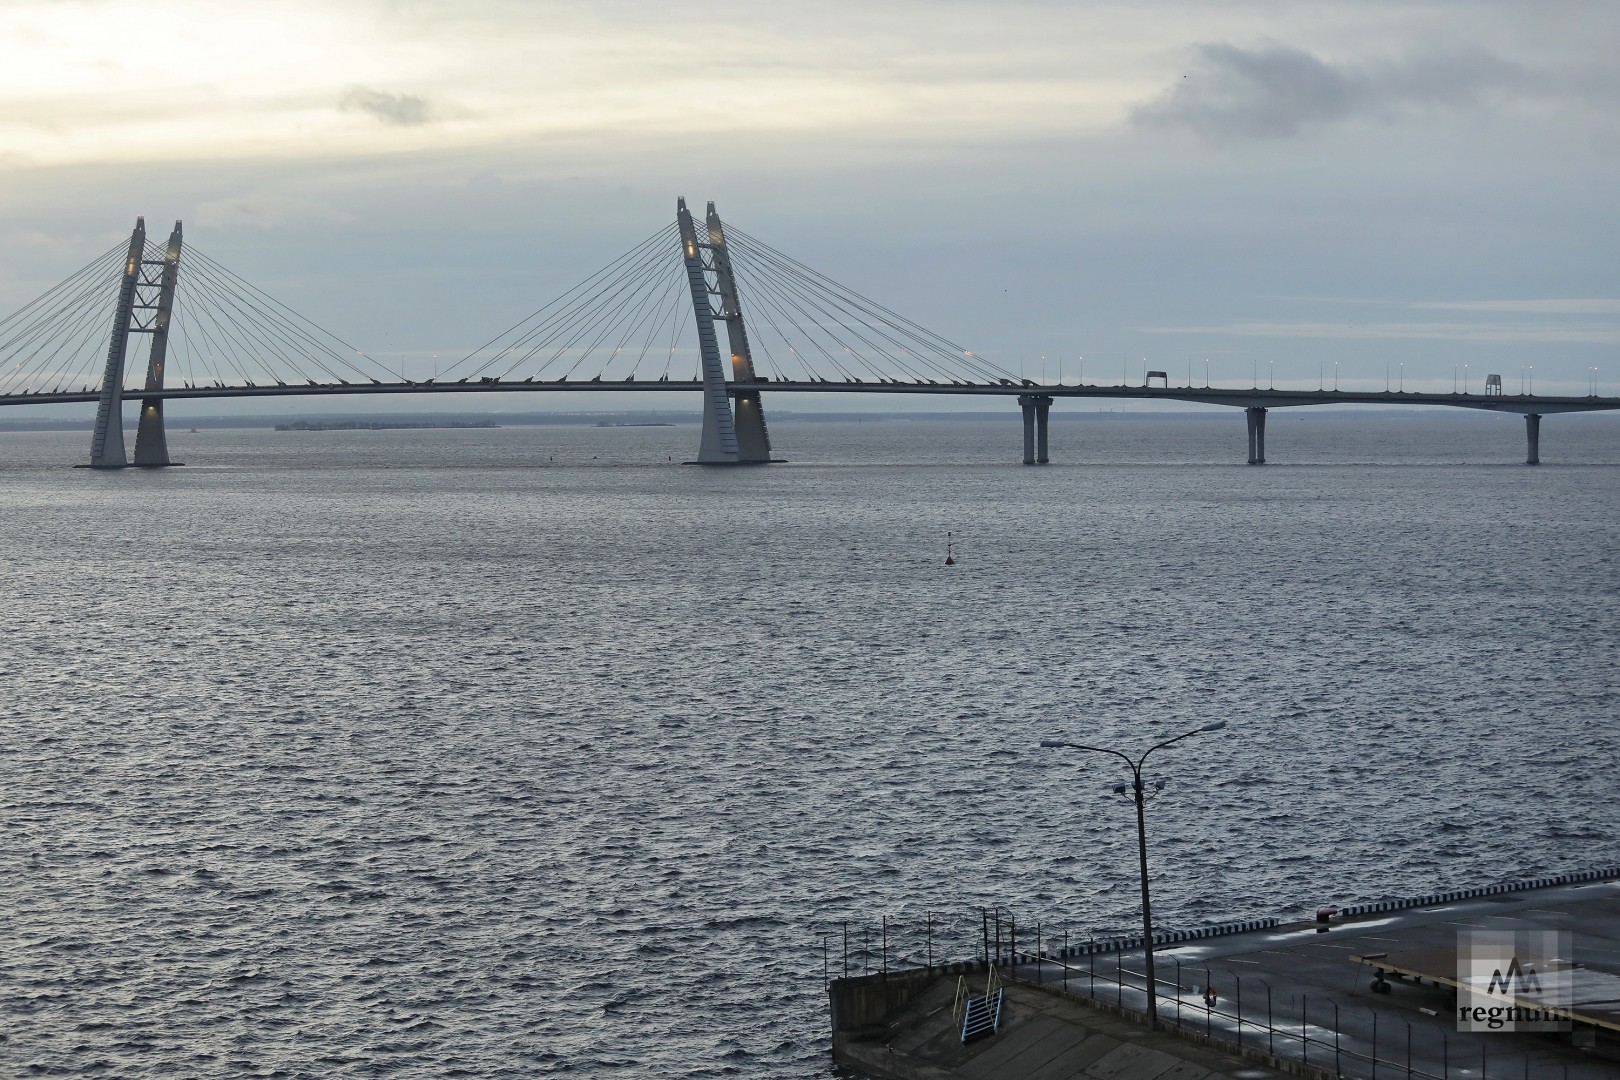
(4, 379), (1617, 414)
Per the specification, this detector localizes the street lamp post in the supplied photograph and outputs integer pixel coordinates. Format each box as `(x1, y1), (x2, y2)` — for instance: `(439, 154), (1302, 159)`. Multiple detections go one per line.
(1040, 720), (1228, 1031)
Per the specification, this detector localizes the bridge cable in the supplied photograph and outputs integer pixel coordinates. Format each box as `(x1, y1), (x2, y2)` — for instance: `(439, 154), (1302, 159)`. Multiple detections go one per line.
(185, 248), (386, 383)
(723, 270), (832, 382)
(0, 238), (125, 343)
(660, 300), (692, 382)
(501, 235), (679, 380)
(727, 238), (944, 383)
(725, 250), (862, 382)
(449, 223), (677, 378)
(539, 242), (674, 379)
(728, 234), (983, 384)
(472, 230), (674, 380)
(447, 223), (678, 382)
(728, 225), (1002, 379)
(727, 226), (1014, 384)
(175, 260), (312, 385)
(182, 248), (389, 384)
(628, 274), (689, 379)
(0, 243), (127, 395)
(555, 246), (685, 380)
(612, 267), (687, 380)
(173, 259), (318, 386)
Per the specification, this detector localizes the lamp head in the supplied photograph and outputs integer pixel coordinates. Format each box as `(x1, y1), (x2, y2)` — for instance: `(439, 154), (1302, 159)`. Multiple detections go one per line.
(1199, 721), (1227, 733)
(1040, 739), (1064, 748)
(1111, 782), (1129, 796)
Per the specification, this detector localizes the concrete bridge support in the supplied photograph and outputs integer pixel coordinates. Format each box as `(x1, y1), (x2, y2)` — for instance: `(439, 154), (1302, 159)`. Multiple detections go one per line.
(1245, 406), (1267, 465)
(1019, 394), (1051, 465)
(132, 222), (183, 466)
(84, 217), (184, 468)
(677, 198), (740, 463)
(86, 219), (147, 468)
(1525, 413), (1541, 465)
(705, 203), (773, 463)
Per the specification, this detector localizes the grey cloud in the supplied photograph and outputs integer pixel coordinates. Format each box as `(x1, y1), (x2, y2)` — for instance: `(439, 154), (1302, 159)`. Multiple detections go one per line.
(339, 85), (436, 126)
(1131, 42), (1526, 140)
(1411, 299), (1620, 316)
(194, 195), (355, 229)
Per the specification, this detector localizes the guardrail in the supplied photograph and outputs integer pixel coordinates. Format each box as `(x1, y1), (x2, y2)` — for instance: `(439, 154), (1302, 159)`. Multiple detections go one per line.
(1014, 951), (1585, 1080)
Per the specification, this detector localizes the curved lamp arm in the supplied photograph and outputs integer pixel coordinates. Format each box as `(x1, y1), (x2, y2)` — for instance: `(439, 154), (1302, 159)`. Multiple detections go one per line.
(1138, 720), (1228, 769)
(1039, 738), (1138, 774)
(1042, 721), (1227, 781)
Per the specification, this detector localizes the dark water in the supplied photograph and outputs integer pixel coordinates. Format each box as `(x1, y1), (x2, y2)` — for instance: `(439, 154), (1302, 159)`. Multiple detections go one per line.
(3, 413), (1617, 1077)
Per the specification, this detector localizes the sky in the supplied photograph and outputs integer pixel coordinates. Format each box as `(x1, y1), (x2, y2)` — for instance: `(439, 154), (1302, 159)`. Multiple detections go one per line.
(1, 0), (1617, 413)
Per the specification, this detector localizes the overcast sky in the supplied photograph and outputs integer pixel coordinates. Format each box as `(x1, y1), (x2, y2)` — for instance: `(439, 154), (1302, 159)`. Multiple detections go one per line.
(2, 0), (1616, 412)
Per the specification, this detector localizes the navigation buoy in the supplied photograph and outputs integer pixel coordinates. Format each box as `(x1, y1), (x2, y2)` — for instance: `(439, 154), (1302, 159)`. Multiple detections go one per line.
(945, 531), (956, 566)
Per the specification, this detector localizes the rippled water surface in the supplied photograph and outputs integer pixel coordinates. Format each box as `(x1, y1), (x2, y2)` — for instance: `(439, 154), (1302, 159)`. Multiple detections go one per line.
(3, 413), (1618, 1077)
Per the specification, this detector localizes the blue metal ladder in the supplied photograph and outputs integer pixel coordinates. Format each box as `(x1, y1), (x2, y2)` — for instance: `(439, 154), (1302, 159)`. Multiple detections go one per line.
(959, 987), (1004, 1043)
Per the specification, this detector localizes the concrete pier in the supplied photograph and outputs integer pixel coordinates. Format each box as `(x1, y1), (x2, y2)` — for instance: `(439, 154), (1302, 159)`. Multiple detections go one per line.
(1245, 407), (1267, 465)
(1003, 875), (1620, 1079)
(1526, 412), (1541, 465)
(832, 871), (1620, 1080)
(831, 973), (1270, 1080)
(1019, 394), (1051, 465)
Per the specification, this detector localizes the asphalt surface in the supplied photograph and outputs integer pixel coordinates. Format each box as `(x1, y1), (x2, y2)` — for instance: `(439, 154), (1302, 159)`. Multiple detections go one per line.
(1012, 877), (1620, 1079)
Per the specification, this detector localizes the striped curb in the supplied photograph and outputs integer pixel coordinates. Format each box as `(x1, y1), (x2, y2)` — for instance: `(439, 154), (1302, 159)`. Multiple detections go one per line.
(1337, 866), (1620, 918)
(1010, 917), (1282, 963)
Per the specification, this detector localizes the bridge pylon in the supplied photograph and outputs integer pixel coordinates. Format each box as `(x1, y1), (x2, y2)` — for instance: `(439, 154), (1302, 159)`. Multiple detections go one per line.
(705, 202), (773, 463)
(132, 221), (183, 466)
(677, 197), (776, 464)
(85, 217), (184, 468)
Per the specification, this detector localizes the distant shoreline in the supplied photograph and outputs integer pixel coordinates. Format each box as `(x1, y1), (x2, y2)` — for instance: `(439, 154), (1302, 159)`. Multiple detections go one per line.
(274, 419), (500, 432)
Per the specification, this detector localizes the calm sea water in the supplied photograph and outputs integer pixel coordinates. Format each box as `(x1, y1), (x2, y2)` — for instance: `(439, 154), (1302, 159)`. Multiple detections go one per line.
(3, 412), (1617, 1078)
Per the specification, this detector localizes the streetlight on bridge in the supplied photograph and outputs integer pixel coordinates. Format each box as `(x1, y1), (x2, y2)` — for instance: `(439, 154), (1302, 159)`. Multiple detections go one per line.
(1039, 720), (1230, 1031)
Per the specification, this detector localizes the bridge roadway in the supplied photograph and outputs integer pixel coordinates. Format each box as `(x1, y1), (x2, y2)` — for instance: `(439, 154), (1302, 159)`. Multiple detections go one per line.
(6, 379), (1614, 466)
(3, 378), (1616, 414)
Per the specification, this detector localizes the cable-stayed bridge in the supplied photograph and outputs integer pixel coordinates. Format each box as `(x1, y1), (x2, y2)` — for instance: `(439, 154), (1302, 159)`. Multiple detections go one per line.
(2, 198), (1614, 467)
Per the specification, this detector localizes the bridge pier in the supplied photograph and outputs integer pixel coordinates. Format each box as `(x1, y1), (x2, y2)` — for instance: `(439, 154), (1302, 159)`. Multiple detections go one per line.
(1019, 394), (1051, 465)
(1245, 407), (1267, 465)
(706, 203), (776, 463)
(84, 218), (184, 468)
(678, 199), (741, 463)
(85, 219), (147, 468)
(132, 222), (183, 466)
(1525, 413), (1541, 465)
